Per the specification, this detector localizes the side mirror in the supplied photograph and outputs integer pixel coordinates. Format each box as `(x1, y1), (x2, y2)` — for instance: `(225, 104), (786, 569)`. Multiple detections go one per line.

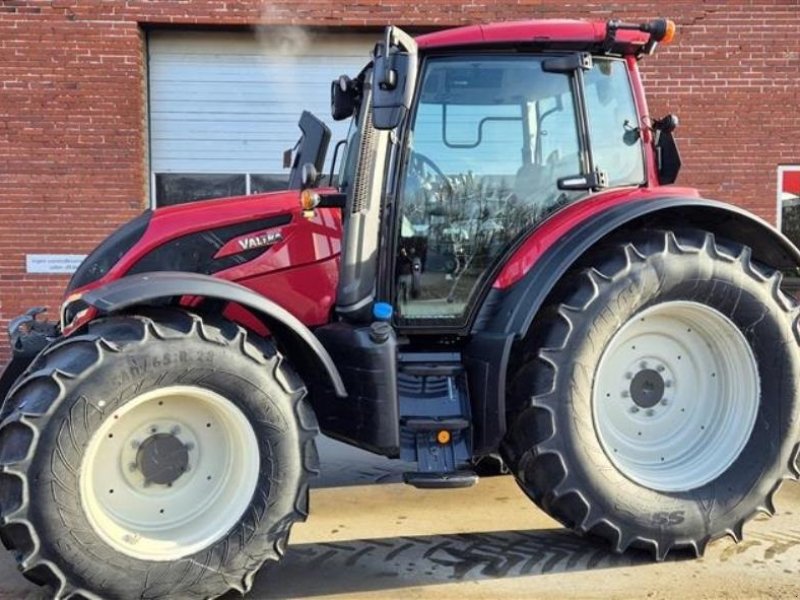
(283, 147), (295, 169)
(287, 111), (331, 190)
(331, 75), (357, 121)
(653, 114), (681, 185)
(372, 26), (418, 130)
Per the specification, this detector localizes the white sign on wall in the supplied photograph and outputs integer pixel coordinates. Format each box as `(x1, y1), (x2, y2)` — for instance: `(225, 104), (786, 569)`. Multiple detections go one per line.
(26, 254), (87, 274)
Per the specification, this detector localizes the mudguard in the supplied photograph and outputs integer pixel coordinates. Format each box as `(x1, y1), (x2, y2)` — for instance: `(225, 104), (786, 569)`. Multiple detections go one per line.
(78, 271), (347, 397)
(465, 197), (800, 455)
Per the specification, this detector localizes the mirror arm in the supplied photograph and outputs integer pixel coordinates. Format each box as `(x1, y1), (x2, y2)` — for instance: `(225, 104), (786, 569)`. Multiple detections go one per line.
(380, 28), (395, 90)
(378, 26), (418, 90)
(328, 139), (347, 187)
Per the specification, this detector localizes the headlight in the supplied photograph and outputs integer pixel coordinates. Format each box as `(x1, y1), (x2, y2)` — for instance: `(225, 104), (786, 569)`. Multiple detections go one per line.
(67, 210), (152, 292)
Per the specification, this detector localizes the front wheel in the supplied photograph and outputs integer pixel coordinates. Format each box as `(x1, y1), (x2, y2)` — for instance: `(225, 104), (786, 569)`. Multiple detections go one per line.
(504, 229), (800, 559)
(0, 309), (318, 599)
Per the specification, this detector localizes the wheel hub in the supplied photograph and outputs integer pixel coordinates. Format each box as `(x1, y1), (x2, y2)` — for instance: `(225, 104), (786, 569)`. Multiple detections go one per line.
(629, 368), (665, 409)
(79, 385), (260, 561)
(592, 301), (760, 492)
(135, 433), (190, 486)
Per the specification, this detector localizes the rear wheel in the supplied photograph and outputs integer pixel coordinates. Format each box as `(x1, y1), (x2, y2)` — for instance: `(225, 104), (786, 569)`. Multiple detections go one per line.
(0, 309), (318, 598)
(504, 229), (800, 558)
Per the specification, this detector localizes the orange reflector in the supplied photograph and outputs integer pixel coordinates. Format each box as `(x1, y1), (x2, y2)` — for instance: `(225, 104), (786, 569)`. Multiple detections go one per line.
(300, 189), (320, 211)
(437, 430), (451, 445)
(662, 19), (676, 44)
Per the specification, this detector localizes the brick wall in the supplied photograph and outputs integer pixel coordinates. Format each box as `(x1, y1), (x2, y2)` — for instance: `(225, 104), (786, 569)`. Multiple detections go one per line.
(0, 1), (798, 363)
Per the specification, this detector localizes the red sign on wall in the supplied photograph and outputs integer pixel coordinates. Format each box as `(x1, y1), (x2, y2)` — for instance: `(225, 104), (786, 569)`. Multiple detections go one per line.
(782, 167), (800, 202)
(779, 166), (800, 246)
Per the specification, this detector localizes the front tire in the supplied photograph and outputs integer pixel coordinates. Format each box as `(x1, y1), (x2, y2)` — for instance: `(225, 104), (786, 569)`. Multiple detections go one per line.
(504, 229), (800, 559)
(0, 309), (318, 599)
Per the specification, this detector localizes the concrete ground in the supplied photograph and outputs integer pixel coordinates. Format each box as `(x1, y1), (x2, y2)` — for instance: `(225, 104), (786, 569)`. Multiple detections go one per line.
(2, 436), (800, 599)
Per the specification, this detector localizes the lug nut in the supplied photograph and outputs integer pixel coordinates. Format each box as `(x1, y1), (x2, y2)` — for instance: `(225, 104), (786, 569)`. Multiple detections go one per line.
(629, 406), (640, 414)
(184, 442), (194, 451)
(646, 409), (655, 416)
(661, 398), (668, 406)
(664, 381), (672, 388)
(130, 439), (141, 449)
(656, 365), (665, 372)
(128, 462), (138, 472)
(639, 361), (648, 369)
(621, 391), (630, 398)
(625, 372), (633, 380)
(170, 425), (181, 435)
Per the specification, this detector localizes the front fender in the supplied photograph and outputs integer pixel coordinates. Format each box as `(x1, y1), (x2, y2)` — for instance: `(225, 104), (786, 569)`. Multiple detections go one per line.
(75, 271), (347, 397)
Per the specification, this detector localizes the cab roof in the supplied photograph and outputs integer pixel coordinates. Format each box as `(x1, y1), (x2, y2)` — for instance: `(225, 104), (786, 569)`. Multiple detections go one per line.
(416, 19), (651, 54)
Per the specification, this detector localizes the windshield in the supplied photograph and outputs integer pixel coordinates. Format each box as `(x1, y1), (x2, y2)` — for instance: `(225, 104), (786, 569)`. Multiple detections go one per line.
(395, 55), (643, 322)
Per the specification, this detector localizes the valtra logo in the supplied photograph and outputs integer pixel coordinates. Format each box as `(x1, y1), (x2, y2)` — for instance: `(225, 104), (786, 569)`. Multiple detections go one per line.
(237, 230), (284, 251)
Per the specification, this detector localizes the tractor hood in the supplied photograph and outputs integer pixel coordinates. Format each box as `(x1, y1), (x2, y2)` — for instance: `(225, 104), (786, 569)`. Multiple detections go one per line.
(65, 189), (343, 327)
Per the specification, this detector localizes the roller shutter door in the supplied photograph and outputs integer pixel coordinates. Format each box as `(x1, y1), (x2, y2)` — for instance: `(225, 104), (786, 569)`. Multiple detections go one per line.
(148, 30), (373, 205)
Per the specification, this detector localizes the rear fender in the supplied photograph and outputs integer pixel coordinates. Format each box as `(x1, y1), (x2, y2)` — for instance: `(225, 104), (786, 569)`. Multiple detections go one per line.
(465, 197), (800, 455)
(73, 271), (347, 397)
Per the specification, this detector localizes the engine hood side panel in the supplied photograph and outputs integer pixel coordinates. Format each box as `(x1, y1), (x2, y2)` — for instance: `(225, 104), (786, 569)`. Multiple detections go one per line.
(68, 190), (342, 329)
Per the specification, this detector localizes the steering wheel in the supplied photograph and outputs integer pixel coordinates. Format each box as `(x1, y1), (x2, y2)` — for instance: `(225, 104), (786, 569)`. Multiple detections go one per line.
(409, 151), (451, 192)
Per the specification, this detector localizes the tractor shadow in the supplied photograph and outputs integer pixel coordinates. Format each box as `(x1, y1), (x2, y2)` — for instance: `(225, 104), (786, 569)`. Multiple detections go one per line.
(246, 528), (682, 599)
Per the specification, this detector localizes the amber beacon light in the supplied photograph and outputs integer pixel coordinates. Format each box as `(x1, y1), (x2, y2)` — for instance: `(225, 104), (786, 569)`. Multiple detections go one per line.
(605, 17), (677, 53)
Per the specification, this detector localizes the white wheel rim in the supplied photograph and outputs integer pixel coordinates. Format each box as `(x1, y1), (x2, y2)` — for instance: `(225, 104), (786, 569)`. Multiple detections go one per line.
(80, 385), (260, 561)
(592, 301), (760, 492)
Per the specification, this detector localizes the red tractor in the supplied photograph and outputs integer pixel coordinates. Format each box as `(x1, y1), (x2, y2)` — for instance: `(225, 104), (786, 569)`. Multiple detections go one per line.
(1, 17), (799, 599)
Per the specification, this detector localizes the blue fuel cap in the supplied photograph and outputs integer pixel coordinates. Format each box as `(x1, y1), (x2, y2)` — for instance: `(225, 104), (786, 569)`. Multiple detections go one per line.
(373, 302), (393, 321)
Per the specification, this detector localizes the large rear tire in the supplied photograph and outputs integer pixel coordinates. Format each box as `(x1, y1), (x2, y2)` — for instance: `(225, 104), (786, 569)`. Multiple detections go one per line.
(0, 309), (318, 599)
(503, 229), (800, 559)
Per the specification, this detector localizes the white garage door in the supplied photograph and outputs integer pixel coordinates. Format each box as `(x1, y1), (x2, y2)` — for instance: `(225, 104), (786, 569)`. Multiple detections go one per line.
(148, 30), (375, 206)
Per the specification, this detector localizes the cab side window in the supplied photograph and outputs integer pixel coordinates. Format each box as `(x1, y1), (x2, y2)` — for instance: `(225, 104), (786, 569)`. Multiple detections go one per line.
(585, 60), (645, 187)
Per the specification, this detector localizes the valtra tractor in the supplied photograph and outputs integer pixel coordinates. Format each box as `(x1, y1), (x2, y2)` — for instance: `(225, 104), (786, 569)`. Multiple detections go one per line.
(1, 17), (799, 599)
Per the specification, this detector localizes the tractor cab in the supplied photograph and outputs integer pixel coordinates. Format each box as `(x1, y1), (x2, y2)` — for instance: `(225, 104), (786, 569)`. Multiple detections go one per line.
(324, 20), (679, 329)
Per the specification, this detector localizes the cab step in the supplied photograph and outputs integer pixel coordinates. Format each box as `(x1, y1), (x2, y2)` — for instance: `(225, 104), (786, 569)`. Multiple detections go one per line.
(401, 417), (470, 431)
(403, 470), (478, 489)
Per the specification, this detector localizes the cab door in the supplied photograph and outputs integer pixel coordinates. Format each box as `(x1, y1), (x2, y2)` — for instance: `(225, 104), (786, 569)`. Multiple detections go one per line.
(391, 54), (586, 329)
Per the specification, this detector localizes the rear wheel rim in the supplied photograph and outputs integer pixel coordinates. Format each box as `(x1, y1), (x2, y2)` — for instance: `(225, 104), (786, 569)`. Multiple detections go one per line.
(79, 385), (260, 561)
(592, 301), (760, 492)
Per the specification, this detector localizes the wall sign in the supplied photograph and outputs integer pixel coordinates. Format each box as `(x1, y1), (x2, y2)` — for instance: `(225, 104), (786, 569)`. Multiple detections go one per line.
(778, 166), (800, 247)
(26, 254), (87, 274)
